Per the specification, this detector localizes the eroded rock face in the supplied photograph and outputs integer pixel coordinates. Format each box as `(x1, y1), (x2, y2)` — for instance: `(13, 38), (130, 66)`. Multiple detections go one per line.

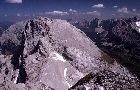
(0, 17), (140, 90)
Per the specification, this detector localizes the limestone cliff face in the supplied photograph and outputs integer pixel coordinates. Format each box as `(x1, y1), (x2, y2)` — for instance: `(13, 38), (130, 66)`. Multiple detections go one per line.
(0, 17), (139, 90)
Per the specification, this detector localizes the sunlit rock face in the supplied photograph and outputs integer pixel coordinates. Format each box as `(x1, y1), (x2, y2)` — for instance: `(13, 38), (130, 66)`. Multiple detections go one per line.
(0, 17), (140, 90)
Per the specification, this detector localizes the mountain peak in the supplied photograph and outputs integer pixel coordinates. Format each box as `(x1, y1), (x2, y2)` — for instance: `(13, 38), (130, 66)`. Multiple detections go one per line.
(0, 17), (140, 90)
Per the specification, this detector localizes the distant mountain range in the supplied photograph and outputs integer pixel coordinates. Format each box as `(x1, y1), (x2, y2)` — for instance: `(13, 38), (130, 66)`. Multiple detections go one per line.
(0, 21), (14, 29)
(73, 17), (140, 79)
(0, 21), (14, 36)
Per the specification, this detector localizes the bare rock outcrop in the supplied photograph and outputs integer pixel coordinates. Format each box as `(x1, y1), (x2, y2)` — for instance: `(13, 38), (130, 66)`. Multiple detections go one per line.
(0, 17), (139, 90)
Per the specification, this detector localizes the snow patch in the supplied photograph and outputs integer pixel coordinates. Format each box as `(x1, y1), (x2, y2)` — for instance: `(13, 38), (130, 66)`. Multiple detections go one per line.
(84, 85), (90, 90)
(137, 28), (140, 33)
(50, 52), (66, 62)
(136, 21), (140, 27)
(64, 68), (67, 78)
(136, 21), (140, 33)
(99, 86), (104, 90)
(64, 68), (72, 88)
(14, 69), (19, 84)
(97, 85), (104, 90)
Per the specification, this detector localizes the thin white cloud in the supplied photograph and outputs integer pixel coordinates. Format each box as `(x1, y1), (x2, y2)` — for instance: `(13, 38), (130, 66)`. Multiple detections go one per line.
(46, 11), (69, 16)
(132, 9), (136, 12)
(38, 12), (44, 15)
(92, 4), (104, 8)
(16, 13), (21, 17)
(117, 7), (129, 13)
(4, 14), (8, 17)
(24, 14), (30, 17)
(113, 6), (118, 8)
(32, 14), (36, 17)
(5, 0), (22, 3)
(112, 14), (116, 16)
(69, 9), (77, 13)
(86, 11), (101, 16)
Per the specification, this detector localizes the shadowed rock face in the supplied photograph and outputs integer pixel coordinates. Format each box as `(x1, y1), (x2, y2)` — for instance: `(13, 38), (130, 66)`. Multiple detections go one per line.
(73, 17), (140, 79)
(0, 17), (140, 90)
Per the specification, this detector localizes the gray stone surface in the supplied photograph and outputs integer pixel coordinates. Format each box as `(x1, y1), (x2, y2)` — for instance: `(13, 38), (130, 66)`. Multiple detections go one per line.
(0, 17), (139, 90)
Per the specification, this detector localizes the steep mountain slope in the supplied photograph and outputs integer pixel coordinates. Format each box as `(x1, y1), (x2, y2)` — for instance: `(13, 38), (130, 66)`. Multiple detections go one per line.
(73, 17), (140, 79)
(0, 17), (140, 90)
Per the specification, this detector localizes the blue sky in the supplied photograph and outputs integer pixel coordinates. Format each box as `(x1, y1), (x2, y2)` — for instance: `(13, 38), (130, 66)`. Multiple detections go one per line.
(0, 0), (140, 21)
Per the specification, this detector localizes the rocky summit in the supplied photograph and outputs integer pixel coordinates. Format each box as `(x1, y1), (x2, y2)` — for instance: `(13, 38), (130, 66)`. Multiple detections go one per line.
(0, 17), (140, 90)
